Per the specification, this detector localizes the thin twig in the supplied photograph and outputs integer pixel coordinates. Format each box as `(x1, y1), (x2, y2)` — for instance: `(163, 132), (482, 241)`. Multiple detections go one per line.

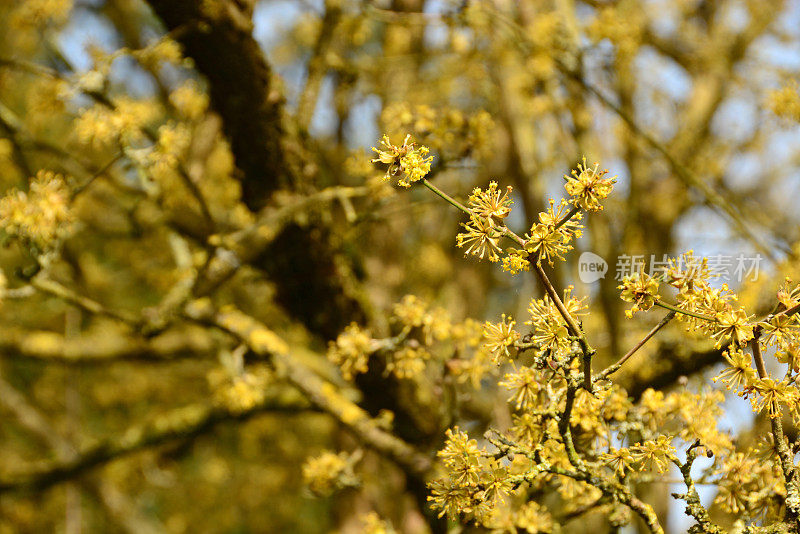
(422, 179), (471, 214)
(750, 327), (799, 520)
(653, 300), (715, 322)
(31, 275), (140, 325)
(599, 310), (676, 379)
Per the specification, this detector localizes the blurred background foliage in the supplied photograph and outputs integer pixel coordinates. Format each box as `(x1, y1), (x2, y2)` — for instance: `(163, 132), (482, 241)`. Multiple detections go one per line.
(0, 0), (799, 532)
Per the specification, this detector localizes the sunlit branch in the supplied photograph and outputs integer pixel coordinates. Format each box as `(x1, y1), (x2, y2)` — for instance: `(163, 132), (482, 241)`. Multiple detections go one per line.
(653, 299), (715, 322)
(187, 303), (434, 479)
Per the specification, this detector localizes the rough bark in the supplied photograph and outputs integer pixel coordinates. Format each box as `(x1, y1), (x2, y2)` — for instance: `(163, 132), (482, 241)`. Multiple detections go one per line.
(145, 0), (286, 209)
(145, 0), (363, 339)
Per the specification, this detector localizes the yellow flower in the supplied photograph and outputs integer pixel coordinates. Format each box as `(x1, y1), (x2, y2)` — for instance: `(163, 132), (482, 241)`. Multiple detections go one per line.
(0, 170), (75, 250)
(664, 251), (713, 292)
(371, 134), (433, 187)
(502, 250), (531, 274)
(524, 199), (583, 265)
(327, 323), (373, 380)
(387, 346), (430, 379)
(776, 277), (800, 310)
(776, 343), (800, 374)
(526, 287), (587, 359)
(714, 452), (769, 515)
(751, 377), (796, 418)
(427, 477), (470, 520)
(499, 365), (542, 411)
(564, 157), (616, 211)
(618, 269), (660, 318)
(392, 294), (428, 328)
(713, 347), (756, 393)
(133, 37), (184, 70)
(482, 314), (520, 364)
(630, 435), (675, 473)
(169, 80), (209, 120)
(360, 512), (396, 534)
(711, 307), (753, 348)
(302, 450), (361, 496)
(468, 181), (514, 221)
(759, 314), (800, 348)
(514, 501), (553, 533)
(437, 427), (483, 485)
(456, 216), (503, 262)
(212, 370), (269, 414)
(601, 447), (635, 476)
(767, 81), (800, 122)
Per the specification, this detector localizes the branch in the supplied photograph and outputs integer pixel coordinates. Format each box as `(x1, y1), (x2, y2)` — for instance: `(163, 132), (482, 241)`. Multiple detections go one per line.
(751, 329), (800, 521)
(654, 299), (715, 322)
(533, 261), (595, 390)
(599, 310), (676, 379)
(0, 326), (216, 365)
(296, 1), (342, 130)
(0, 373), (168, 533)
(0, 394), (313, 495)
(144, 0), (286, 210)
(193, 185), (371, 296)
(30, 275), (141, 325)
(185, 302), (434, 479)
(423, 178), (597, 389)
(670, 440), (723, 534)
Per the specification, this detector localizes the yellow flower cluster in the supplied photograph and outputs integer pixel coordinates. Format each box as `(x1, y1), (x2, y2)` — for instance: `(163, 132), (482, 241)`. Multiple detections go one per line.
(74, 97), (158, 148)
(482, 314), (520, 364)
(587, 4), (645, 61)
(380, 103), (495, 159)
(428, 427), (513, 524)
(386, 346), (430, 379)
(469, 181), (514, 221)
(502, 252), (531, 275)
(456, 182), (517, 264)
(563, 157), (617, 212)
(715, 452), (781, 516)
(169, 80), (209, 121)
(767, 81), (800, 122)
(211, 372), (268, 414)
(301, 450), (361, 497)
(0, 170), (75, 251)
(499, 364), (542, 411)
(149, 122), (192, 178)
(601, 436), (676, 475)
(524, 199), (583, 265)
(374, 129), (800, 527)
(327, 322), (373, 380)
(132, 38), (185, 70)
(456, 214), (504, 262)
(359, 512), (396, 534)
(329, 295), (501, 384)
(371, 135), (433, 187)
(526, 286), (587, 363)
(513, 502), (553, 533)
(618, 269), (660, 318)
(620, 251), (766, 354)
(666, 252), (754, 347)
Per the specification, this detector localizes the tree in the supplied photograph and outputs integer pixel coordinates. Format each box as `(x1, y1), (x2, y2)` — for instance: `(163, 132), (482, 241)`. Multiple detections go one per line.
(0, 0), (799, 532)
